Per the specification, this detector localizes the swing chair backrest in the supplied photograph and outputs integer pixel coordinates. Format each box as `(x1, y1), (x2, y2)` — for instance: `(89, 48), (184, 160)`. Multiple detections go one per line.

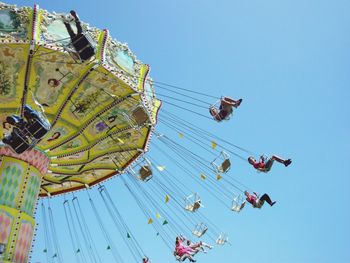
(139, 165), (153, 181)
(219, 158), (231, 173)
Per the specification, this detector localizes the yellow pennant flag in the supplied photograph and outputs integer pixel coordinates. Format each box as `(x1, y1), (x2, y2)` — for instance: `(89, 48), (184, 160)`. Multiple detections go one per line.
(211, 141), (217, 149)
(165, 195), (170, 203)
(216, 174), (222, 181)
(117, 138), (124, 144)
(200, 174), (206, 180)
(156, 213), (161, 219)
(156, 166), (166, 171)
(178, 132), (184, 139)
(148, 218), (153, 224)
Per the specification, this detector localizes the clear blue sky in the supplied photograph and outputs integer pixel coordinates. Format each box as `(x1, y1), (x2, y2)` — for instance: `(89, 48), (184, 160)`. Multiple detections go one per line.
(6, 0), (350, 262)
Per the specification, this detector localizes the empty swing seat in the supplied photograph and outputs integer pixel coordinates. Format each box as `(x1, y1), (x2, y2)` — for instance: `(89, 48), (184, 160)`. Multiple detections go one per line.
(185, 195), (202, 212)
(216, 234), (228, 245)
(219, 158), (231, 173)
(192, 223), (208, 237)
(231, 195), (245, 213)
(139, 165), (153, 181)
(186, 201), (201, 212)
(212, 151), (231, 174)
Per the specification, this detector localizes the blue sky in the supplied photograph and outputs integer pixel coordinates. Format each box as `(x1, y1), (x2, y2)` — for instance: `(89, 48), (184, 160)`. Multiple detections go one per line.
(5, 0), (350, 262)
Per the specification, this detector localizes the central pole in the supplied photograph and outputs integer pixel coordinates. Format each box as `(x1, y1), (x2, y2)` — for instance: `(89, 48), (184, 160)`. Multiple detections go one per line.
(0, 146), (49, 263)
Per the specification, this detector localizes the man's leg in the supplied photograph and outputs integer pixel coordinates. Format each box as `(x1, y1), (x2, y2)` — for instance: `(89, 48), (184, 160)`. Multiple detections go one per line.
(260, 194), (275, 206)
(64, 22), (76, 39)
(70, 10), (83, 34)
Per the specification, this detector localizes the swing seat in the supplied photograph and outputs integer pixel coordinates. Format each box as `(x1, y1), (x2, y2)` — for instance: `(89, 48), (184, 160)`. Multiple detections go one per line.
(2, 128), (30, 154)
(130, 157), (153, 182)
(192, 223), (208, 237)
(184, 194), (202, 212)
(139, 165), (153, 181)
(23, 105), (51, 139)
(216, 234), (228, 245)
(71, 33), (95, 61)
(231, 195), (245, 212)
(185, 200), (201, 212)
(211, 151), (231, 174)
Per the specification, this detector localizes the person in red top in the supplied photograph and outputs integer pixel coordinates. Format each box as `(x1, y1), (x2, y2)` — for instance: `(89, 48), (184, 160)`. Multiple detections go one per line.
(209, 97), (242, 121)
(248, 155), (292, 172)
(142, 256), (149, 263)
(244, 191), (276, 208)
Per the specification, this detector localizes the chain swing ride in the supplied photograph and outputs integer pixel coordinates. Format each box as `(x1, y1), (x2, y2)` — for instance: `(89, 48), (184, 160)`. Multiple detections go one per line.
(0, 2), (292, 263)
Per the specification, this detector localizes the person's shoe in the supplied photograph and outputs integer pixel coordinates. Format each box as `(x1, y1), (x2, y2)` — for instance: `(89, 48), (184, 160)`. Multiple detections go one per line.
(271, 201), (276, 206)
(284, 159), (292, 167)
(70, 10), (80, 21)
(235, 98), (243, 107)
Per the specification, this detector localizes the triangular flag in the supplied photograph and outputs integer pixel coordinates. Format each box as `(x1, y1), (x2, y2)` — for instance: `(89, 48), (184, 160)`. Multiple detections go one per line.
(148, 218), (153, 224)
(165, 195), (170, 203)
(43, 249), (47, 253)
(200, 174), (206, 180)
(216, 174), (222, 180)
(211, 141), (217, 149)
(127, 233), (131, 238)
(107, 245), (111, 250)
(162, 220), (168, 225)
(117, 138), (124, 144)
(76, 249), (80, 253)
(156, 166), (166, 171)
(178, 132), (184, 138)
(156, 213), (161, 219)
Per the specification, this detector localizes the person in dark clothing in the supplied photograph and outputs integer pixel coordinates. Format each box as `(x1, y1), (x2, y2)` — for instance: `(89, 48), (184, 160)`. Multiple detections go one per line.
(62, 10), (95, 61)
(244, 191), (276, 209)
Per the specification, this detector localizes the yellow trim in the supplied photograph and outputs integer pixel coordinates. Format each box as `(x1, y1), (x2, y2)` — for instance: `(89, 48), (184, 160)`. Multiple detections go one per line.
(96, 30), (107, 62)
(137, 64), (149, 92)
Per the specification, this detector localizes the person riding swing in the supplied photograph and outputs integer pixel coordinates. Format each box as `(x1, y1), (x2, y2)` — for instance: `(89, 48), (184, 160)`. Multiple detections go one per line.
(61, 10), (95, 61)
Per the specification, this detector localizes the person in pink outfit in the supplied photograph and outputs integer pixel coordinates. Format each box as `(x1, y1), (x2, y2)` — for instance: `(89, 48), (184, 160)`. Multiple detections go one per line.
(209, 97), (242, 121)
(248, 155), (292, 172)
(174, 236), (196, 262)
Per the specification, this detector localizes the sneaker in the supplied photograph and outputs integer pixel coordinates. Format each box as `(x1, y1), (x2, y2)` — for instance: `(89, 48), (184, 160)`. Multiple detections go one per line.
(284, 159), (292, 167)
